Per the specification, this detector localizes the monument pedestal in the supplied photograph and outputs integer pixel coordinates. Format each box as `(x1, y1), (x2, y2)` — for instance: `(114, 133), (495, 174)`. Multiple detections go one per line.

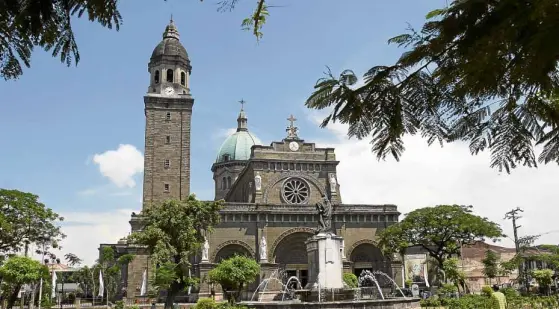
(305, 232), (344, 289)
(198, 262), (216, 298)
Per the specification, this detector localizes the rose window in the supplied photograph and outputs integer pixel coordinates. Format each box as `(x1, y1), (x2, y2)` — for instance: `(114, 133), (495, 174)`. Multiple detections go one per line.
(282, 178), (310, 204)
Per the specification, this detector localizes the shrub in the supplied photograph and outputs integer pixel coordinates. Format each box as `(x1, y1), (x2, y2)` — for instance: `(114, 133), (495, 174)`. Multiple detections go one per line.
(208, 255), (260, 303)
(500, 287), (518, 299)
(405, 279), (413, 288)
(194, 298), (217, 309)
(114, 301), (124, 309)
(438, 283), (458, 297)
(343, 273), (358, 288)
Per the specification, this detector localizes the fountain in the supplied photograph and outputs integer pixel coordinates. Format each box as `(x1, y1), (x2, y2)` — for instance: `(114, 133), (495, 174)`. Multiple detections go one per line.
(241, 196), (420, 309)
(250, 269), (288, 301)
(357, 270), (384, 300)
(281, 276), (303, 301)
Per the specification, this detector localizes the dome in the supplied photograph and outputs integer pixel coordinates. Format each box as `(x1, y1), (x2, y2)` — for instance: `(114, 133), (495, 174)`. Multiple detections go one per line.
(216, 130), (262, 163)
(150, 19), (189, 61)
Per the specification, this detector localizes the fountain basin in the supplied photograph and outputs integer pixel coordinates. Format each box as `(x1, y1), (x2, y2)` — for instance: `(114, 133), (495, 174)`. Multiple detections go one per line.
(241, 298), (421, 309)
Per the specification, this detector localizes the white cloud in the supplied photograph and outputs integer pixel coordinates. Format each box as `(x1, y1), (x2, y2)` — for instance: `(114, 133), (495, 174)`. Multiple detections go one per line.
(213, 127), (236, 140)
(309, 113), (559, 248)
(29, 209), (137, 266)
(92, 144), (144, 188)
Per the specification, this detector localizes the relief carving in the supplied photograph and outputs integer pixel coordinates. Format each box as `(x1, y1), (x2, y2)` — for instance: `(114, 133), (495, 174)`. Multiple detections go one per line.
(263, 172), (326, 203)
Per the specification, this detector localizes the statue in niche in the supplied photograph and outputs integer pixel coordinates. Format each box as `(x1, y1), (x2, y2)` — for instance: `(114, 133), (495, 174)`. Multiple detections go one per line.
(329, 174), (337, 193)
(315, 195), (332, 233)
(202, 237), (210, 262)
(260, 236), (267, 261)
(254, 172), (262, 191)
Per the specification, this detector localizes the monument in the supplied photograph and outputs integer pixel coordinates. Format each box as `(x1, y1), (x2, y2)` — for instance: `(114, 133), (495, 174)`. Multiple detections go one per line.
(305, 195), (345, 289)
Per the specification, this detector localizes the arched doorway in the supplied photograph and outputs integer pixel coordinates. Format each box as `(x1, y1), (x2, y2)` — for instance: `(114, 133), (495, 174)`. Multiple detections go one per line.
(349, 243), (393, 286)
(273, 232), (313, 287)
(214, 244), (253, 263)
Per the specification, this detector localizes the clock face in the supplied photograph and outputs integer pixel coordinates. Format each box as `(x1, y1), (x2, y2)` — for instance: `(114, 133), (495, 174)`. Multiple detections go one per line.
(164, 86), (175, 95)
(289, 141), (299, 152)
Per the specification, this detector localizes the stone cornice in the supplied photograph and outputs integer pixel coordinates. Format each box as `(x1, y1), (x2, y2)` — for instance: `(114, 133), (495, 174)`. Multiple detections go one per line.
(219, 203), (400, 215)
(129, 203), (400, 219)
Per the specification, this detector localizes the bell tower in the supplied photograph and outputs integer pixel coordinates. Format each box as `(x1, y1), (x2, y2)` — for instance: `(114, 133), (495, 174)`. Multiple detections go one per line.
(142, 18), (194, 208)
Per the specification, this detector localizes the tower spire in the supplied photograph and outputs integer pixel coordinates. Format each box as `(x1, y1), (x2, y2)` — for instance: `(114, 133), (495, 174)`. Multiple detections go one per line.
(237, 99), (248, 132)
(163, 17), (180, 40)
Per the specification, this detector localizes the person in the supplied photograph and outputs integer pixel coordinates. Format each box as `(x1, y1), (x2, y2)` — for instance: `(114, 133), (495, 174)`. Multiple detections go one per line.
(490, 285), (507, 309)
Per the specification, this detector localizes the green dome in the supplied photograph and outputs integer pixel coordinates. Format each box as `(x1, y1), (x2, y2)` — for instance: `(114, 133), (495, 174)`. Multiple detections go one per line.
(216, 130), (262, 163)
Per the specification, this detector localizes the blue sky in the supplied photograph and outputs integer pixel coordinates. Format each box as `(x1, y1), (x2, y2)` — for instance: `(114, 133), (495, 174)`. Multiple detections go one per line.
(6, 0), (558, 265)
(0, 0), (442, 212)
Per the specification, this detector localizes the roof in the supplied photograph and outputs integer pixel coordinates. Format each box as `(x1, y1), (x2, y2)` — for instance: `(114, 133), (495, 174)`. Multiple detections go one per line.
(150, 19), (188, 61)
(216, 130), (262, 163)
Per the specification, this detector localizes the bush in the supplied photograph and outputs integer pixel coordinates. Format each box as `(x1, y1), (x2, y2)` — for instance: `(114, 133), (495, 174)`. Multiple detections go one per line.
(405, 279), (413, 288)
(500, 287), (518, 299)
(343, 273), (358, 288)
(216, 304), (247, 309)
(194, 298), (217, 309)
(438, 283), (458, 297)
(114, 301), (124, 309)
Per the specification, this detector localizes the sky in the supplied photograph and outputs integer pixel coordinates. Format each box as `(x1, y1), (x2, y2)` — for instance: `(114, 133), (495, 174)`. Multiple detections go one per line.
(0, 0), (558, 266)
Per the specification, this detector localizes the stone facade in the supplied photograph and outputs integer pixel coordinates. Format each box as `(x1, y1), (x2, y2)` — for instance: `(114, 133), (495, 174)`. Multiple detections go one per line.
(143, 96), (193, 207)
(99, 19), (404, 302)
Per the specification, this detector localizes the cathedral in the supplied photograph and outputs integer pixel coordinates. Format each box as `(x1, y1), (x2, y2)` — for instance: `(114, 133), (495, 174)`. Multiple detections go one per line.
(101, 19), (403, 301)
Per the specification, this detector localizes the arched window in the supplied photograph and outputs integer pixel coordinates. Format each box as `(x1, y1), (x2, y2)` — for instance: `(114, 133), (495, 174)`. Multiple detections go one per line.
(227, 176), (232, 188)
(222, 177), (226, 190)
(154, 70), (160, 84)
(180, 72), (186, 86)
(166, 69), (173, 82)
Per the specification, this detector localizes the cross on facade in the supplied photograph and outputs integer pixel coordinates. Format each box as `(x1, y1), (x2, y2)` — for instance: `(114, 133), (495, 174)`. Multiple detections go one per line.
(287, 114), (297, 127)
(239, 99), (246, 111)
(286, 114), (299, 139)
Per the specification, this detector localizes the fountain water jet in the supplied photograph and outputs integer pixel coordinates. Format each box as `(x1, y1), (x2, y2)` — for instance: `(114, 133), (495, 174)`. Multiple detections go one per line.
(372, 270), (407, 299)
(281, 276), (302, 301)
(250, 269), (288, 301)
(358, 270), (384, 300)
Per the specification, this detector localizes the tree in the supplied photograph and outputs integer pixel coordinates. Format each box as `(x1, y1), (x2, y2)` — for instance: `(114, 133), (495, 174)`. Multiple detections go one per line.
(0, 0), (122, 80)
(0, 189), (65, 256)
(64, 253), (82, 267)
(442, 258), (466, 292)
(0, 256), (48, 309)
(208, 255), (260, 303)
(482, 249), (500, 284)
(129, 196), (223, 309)
(376, 205), (503, 269)
(531, 269), (554, 295)
(221, 0), (559, 172)
(96, 246), (134, 301)
(69, 265), (95, 298)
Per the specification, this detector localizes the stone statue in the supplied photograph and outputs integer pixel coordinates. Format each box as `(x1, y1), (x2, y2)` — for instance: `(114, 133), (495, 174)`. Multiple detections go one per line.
(254, 172), (262, 191)
(202, 238), (209, 262)
(315, 195), (332, 233)
(259, 236), (267, 261)
(329, 174), (337, 193)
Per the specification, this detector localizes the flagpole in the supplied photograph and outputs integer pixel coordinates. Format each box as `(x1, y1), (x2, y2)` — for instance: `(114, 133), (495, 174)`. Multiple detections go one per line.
(38, 278), (43, 309)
